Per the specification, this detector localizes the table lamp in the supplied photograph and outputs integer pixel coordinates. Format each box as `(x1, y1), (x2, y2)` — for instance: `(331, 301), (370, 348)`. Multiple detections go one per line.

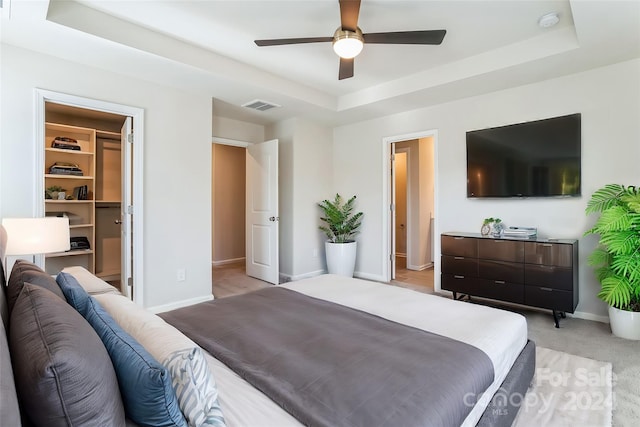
(1, 217), (70, 264)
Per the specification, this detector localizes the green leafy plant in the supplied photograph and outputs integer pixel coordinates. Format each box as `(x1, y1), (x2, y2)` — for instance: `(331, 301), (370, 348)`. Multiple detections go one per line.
(318, 194), (363, 243)
(483, 217), (502, 225)
(45, 185), (66, 199)
(584, 184), (640, 311)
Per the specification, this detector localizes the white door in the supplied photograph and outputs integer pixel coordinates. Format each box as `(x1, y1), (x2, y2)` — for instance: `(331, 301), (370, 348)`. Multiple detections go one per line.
(120, 118), (133, 298)
(390, 144), (396, 280)
(246, 139), (279, 284)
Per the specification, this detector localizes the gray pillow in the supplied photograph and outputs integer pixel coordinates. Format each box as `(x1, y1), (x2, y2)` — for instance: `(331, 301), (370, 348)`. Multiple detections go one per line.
(9, 283), (125, 427)
(0, 312), (20, 427)
(7, 259), (65, 314)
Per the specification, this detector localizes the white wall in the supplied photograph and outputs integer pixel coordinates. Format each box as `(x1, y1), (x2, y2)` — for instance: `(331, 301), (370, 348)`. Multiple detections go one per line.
(212, 115), (265, 143)
(267, 118), (332, 280)
(419, 137), (435, 268)
(334, 59), (640, 320)
(267, 119), (295, 277)
(1, 44), (213, 309)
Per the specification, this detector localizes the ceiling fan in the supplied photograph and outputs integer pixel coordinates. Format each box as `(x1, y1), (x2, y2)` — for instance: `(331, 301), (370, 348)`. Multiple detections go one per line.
(254, 0), (446, 80)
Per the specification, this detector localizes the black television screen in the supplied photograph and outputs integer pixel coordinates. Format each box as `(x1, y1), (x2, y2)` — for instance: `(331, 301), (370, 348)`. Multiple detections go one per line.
(466, 113), (581, 198)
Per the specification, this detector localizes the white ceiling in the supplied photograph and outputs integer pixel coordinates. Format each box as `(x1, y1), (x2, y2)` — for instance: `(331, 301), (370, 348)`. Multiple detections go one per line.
(2, 0), (639, 127)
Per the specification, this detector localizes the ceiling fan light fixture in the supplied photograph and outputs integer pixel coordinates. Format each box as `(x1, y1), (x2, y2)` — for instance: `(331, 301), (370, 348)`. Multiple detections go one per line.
(332, 27), (364, 59)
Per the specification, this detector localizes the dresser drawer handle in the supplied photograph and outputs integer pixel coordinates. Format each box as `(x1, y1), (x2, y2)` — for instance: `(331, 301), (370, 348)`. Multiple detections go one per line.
(454, 275), (465, 279)
(494, 280), (505, 284)
(540, 287), (553, 292)
(454, 256), (465, 260)
(541, 244), (553, 247)
(454, 237), (465, 240)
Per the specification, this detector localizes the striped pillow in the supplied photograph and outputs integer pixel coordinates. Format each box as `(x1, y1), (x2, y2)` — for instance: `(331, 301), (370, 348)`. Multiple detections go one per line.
(164, 347), (226, 427)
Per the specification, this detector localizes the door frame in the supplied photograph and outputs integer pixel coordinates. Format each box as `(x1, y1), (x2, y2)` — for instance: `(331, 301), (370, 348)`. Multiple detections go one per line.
(34, 89), (145, 305)
(211, 136), (279, 285)
(381, 129), (438, 283)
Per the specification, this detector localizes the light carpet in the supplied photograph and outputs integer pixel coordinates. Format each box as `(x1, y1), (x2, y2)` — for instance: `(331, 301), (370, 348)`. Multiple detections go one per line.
(514, 346), (613, 427)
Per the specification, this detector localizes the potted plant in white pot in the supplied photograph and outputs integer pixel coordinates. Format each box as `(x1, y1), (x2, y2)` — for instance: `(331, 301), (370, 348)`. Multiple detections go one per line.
(585, 184), (640, 340)
(318, 194), (363, 277)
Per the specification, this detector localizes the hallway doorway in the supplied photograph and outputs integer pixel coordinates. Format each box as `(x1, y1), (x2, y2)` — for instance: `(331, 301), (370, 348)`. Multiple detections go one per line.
(384, 131), (437, 290)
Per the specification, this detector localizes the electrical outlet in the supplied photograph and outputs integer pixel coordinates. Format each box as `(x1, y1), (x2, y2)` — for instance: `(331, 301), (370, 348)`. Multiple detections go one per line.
(176, 268), (186, 282)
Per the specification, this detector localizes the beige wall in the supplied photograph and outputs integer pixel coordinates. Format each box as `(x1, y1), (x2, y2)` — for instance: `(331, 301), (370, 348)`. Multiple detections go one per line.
(394, 151), (408, 255)
(212, 144), (246, 263)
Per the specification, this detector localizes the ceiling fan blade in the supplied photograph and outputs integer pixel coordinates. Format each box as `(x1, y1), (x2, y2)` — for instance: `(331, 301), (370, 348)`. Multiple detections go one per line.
(339, 57), (354, 80)
(363, 30), (446, 45)
(339, 0), (361, 32)
(255, 37), (333, 47)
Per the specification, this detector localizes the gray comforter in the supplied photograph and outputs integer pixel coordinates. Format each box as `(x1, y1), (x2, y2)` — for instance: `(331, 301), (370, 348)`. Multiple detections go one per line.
(161, 287), (494, 427)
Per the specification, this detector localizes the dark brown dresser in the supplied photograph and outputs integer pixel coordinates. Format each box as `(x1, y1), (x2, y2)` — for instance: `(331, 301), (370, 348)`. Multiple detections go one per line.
(441, 232), (578, 327)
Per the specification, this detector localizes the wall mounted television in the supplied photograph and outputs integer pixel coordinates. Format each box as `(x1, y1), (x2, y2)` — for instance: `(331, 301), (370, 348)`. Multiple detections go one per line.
(466, 113), (581, 198)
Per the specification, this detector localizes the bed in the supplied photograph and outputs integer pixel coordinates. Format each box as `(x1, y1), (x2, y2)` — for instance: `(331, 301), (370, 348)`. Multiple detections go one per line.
(0, 214), (533, 427)
(160, 274), (535, 427)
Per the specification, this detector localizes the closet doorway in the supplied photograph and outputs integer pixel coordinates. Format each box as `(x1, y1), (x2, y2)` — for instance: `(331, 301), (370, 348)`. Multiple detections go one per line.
(35, 90), (144, 303)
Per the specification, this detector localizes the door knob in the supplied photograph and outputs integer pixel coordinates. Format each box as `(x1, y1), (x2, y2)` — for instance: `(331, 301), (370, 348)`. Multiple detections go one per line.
(114, 220), (122, 224)
(269, 216), (279, 222)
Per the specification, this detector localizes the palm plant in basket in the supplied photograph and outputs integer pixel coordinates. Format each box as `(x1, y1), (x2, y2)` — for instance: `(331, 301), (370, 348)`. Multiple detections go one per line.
(584, 184), (640, 339)
(318, 194), (363, 276)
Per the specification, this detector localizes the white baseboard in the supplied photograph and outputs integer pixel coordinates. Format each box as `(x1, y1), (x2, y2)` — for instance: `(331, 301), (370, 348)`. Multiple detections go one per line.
(147, 294), (214, 314)
(407, 262), (433, 271)
(280, 269), (326, 283)
(354, 271), (387, 283)
(570, 310), (609, 324)
(212, 257), (245, 266)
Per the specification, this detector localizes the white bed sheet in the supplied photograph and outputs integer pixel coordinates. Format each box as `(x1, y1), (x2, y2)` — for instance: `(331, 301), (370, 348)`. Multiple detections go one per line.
(206, 274), (528, 427)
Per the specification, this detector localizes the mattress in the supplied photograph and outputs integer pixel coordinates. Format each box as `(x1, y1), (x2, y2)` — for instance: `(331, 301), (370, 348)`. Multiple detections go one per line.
(206, 274), (528, 427)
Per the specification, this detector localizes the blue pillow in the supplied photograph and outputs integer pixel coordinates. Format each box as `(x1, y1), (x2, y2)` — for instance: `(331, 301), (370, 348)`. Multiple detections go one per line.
(57, 272), (90, 312)
(57, 273), (186, 427)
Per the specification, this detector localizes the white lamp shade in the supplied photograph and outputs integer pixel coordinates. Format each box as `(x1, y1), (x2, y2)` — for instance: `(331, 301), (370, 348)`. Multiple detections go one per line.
(2, 217), (70, 255)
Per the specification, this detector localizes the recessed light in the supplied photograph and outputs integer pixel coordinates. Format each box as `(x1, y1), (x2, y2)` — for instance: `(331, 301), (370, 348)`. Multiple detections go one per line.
(538, 12), (560, 28)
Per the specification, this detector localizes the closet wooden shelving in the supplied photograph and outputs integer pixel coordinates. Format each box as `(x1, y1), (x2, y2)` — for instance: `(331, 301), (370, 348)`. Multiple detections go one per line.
(44, 122), (97, 274)
(43, 120), (123, 280)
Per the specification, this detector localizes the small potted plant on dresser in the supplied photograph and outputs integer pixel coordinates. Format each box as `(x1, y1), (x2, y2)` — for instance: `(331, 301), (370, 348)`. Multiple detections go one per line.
(585, 184), (640, 340)
(318, 194), (363, 277)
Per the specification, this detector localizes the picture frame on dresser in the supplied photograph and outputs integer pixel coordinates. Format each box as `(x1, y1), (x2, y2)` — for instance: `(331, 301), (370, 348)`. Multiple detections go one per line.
(441, 232), (578, 328)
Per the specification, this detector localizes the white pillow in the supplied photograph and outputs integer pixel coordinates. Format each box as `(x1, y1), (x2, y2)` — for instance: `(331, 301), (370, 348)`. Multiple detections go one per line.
(165, 348), (226, 427)
(61, 266), (121, 295)
(93, 293), (226, 427)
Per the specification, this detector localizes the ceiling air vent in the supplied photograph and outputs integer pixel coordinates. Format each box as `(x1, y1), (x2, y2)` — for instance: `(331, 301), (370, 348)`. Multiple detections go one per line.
(241, 99), (281, 112)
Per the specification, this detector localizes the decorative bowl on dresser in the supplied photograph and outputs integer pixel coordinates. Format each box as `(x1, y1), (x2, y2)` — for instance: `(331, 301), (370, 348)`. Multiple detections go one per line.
(441, 232), (578, 328)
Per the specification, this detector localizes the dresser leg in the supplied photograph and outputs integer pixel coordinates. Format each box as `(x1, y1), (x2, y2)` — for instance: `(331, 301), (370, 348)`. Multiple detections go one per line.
(552, 310), (565, 328)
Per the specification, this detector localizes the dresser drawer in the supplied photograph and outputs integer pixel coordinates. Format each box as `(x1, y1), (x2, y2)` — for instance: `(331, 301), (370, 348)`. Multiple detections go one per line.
(524, 242), (573, 267)
(525, 264), (573, 290)
(441, 273), (479, 294)
(441, 235), (478, 257)
(479, 259), (524, 283)
(442, 255), (478, 276)
(525, 286), (575, 312)
(474, 278), (524, 304)
(478, 239), (524, 262)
